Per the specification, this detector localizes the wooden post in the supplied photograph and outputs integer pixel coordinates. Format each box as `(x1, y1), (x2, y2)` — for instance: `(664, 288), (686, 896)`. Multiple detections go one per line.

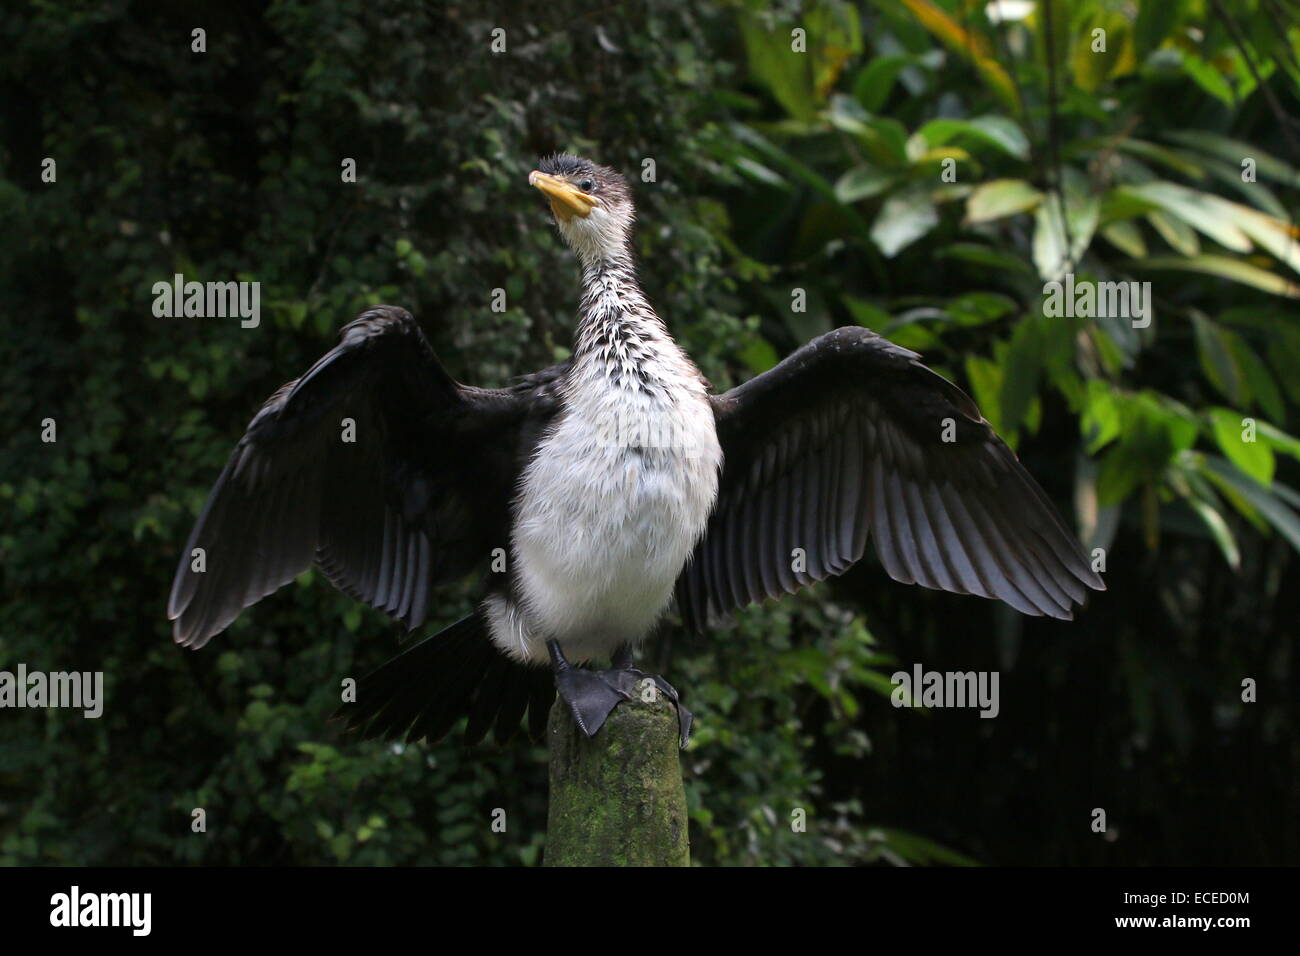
(544, 690), (690, 866)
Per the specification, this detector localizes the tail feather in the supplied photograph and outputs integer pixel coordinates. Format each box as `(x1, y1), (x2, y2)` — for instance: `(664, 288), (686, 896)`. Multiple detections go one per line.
(527, 674), (554, 741)
(491, 665), (534, 744)
(464, 653), (512, 744)
(334, 612), (555, 745)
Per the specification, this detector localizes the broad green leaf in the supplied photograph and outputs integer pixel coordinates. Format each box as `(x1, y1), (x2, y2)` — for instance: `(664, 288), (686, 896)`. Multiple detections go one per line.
(738, 337), (779, 374)
(1130, 256), (1300, 297)
(853, 54), (911, 112)
(1180, 51), (1236, 105)
(1204, 458), (1300, 554)
(834, 166), (894, 203)
(929, 182), (972, 204)
(870, 186), (938, 257)
(1080, 381), (1121, 453)
(1100, 188), (1161, 225)
(1088, 320), (1129, 377)
(1232, 338), (1286, 423)
(999, 317), (1044, 433)
(1196, 458), (1264, 530)
(1117, 182), (1251, 252)
(1097, 445), (1147, 505)
(911, 145), (972, 168)
(1073, 11), (1137, 91)
(1232, 50), (1278, 102)
(861, 117), (911, 166)
(733, 156), (788, 188)
(886, 323), (940, 351)
(1095, 392), (1200, 506)
(1116, 139), (1206, 180)
(894, 0), (1019, 112)
(965, 179), (1043, 224)
(1100, 220), (1147, 258)
(805, 0), (863, 99)
(1210, 407), (1275, 485)
(738, 12), (816, 121)
(964, 354), (1004, 435)
(842, 295), (891, 329)
(731, 127), (876, 246)
(826, 91), (874, 137)
(945, 291), (1017, 327)
(935, 242), (1035, 274)
(1072, 20), (1109, 93)
(1134, 0), (1186, 57)
(766, 283), (833, 344)
(1145, 210), (1199, 256)
(1193, 155), (1289, 217)
(1212, 319), (1300, 411)
(919, 116), (1030, 160)
(1258, 422), (1300, 462)
(1220, 204), (1300, 276)
(1032, 185), (1100, 281)
(882, 304), (948, 349)
(1163, 131), (1300, 189)
(1215, 306), (1299, 336)
(1191, 312), (1249, 405)
(1267, 330), (1300, 404)
(830, 100), (911, 167)
(1185, 494), (1241, 570)
(900, 131), (928, 162)
(887, 306), (949, 328)
(1275, 482), (1300, 515)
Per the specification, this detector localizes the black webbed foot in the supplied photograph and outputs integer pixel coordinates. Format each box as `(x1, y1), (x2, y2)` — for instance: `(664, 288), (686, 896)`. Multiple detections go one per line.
(550, 648), (636, 738)
(547, 641), (694, 748)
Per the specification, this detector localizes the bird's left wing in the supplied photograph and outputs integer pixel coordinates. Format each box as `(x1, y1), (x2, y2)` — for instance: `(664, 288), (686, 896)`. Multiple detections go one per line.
(168, 305), (545, 648)
(675, 326), (1104, 630)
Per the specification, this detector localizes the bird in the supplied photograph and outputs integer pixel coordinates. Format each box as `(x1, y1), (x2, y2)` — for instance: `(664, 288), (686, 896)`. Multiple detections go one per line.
(168, 153), (1105, 748)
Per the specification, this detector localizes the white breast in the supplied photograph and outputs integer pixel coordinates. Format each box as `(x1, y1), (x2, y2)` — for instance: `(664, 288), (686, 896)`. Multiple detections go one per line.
(487, 345), (722, 665)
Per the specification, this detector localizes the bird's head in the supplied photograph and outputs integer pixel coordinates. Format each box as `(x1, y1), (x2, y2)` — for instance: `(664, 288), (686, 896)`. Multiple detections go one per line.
(529, 155), (634, 264)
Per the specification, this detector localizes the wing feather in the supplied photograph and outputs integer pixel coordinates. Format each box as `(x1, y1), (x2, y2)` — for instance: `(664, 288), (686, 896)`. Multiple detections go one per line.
(675, 326), (1104, 626)
(169, 305), (540, 648)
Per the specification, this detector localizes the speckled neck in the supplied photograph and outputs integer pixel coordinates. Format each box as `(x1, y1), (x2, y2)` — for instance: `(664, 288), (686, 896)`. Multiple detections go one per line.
(571, 252), (675, 393)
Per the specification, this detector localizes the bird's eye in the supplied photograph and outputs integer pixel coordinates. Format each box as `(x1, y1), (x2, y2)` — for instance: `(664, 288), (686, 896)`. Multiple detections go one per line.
(578, 179), (594, 192)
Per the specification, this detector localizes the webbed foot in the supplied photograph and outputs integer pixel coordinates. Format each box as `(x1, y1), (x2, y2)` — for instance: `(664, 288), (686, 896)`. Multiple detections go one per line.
(548, 641), (693, 748)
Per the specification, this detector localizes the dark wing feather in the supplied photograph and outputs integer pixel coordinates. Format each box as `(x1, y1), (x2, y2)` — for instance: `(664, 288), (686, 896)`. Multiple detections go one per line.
(675, 326), (1104, 629)
(168, 305), (543, 648)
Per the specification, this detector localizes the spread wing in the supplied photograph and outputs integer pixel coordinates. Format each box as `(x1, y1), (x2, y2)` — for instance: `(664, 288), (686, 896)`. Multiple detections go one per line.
(676, 326), (1104, 629)
(168, 305), (552, 648)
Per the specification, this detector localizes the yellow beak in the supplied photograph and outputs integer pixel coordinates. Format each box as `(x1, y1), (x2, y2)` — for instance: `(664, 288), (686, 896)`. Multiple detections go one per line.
(529, 170), (598, 221)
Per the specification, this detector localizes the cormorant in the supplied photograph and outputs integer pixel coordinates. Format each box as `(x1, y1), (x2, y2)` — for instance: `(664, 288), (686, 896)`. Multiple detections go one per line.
(168, 154), (1104, 747)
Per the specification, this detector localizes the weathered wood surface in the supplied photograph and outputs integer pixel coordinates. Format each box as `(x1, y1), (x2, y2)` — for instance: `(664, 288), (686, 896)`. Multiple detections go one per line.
(544, 691), (689, 867)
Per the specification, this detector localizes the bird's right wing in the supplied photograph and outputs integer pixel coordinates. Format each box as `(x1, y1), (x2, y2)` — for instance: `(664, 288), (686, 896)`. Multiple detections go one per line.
(675, 327), (1104, 630)
(168, 305), (546, 649)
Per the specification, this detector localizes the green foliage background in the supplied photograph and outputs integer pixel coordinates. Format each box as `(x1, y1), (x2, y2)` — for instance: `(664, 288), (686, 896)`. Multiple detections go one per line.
(1, 0), (1297, 865)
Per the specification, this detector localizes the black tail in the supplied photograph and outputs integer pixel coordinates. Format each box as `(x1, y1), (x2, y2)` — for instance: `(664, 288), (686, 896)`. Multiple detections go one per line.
(333, 612), (556, 745)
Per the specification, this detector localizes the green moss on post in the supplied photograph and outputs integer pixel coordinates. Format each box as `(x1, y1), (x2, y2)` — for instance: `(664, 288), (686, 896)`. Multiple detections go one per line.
(544, 692), (690, 866)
